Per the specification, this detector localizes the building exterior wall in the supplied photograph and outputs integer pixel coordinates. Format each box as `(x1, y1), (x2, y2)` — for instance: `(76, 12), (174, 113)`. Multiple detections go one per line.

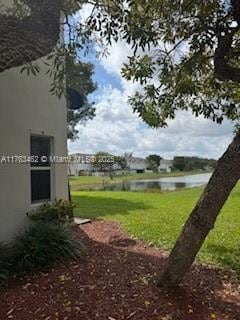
(68, 162), (92, 175)
(68, 154), (148, 175)
(0, 1), (68, 242)
(126, 157), (147, 172)
(159, 159), (173, 172)
(68, 154), (93, 175)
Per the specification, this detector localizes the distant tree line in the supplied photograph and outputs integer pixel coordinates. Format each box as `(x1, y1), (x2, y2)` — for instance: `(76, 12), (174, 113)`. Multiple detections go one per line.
(91, 153), (217, 173)
(173, 156), (217, 172)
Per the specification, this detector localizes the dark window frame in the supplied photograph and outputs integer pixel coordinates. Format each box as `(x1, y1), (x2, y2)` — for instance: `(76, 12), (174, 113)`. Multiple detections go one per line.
(30, 135), (52, 204)
(30, 135), (51, 167)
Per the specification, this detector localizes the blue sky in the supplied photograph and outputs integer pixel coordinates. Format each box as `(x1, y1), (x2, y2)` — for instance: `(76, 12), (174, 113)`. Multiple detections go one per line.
(68, 5), (234, 160)
(80, 53), (123, 95)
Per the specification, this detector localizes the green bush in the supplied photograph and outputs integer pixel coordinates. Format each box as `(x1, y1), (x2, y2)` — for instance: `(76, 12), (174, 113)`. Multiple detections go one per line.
(27, 199), (75, 224)
(11, 222), (84, 274)
(0, 244), (11, 284)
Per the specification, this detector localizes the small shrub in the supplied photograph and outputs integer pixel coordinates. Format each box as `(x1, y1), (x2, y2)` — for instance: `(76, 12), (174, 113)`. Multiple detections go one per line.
(11, 222), (84, 274)
(0, 243), (11, 284)
(27, 199), (75, 224)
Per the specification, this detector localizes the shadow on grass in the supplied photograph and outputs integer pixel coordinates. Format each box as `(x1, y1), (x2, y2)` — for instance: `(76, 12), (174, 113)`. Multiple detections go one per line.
(72, 194), (152, 219)
(205, 244), (240, 275)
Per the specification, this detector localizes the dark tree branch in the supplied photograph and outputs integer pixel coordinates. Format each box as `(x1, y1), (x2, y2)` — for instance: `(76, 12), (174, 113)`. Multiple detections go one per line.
(214, 1), (240, 82)
(232, 0), (240, 25)
(0, 0), (63, 73)
(214, 31), (240, 82)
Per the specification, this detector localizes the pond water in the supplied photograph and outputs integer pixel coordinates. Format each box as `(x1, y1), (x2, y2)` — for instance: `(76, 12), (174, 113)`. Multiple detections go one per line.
(94, 173), (212, 192)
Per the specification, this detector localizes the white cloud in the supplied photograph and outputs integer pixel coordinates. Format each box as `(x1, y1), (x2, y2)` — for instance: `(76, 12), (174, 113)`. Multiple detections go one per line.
(68, 29), (234, 159)
(68, 84), (233, 159)
(100, 41), (132, 77)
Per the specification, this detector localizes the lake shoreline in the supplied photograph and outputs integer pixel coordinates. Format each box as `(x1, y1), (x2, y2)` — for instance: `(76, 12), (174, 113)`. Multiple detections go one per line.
(70, 171), (212, 192)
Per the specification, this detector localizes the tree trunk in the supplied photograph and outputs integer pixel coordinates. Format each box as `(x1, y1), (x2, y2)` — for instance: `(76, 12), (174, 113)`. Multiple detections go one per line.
(157, 130), (240, 288)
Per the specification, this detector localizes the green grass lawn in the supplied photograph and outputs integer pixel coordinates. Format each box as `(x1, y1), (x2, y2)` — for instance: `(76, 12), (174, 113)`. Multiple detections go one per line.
(69, 170), (207, 190)
(72, 185), (240, 274)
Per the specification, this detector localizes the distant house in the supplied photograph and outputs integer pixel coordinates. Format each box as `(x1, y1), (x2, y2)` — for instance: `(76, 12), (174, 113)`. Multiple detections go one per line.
(68, 154), (148, 175)
(158, 159), (173, 173)
(69, 153), (125, 176)
(0, 3), (68, 242)
(126, 156), (148, 173)
(68, 153), (93, 176)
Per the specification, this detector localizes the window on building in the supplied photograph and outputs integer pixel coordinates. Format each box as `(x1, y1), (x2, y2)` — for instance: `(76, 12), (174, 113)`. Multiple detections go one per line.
(30, 135), (51, 203)
(31, 135), (51, 167)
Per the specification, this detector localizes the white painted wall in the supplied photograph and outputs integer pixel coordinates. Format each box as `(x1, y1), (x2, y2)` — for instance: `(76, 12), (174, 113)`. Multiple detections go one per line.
(159, 159), (173, 172)
(68, 162), (92, 175)
(126, 157), (147, 171)
(68, 154), (93, 175)
(0, 0), (68, 242)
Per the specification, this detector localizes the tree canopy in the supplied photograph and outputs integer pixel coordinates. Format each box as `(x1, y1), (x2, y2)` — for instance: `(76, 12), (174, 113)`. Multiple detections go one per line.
(66, 56), (97, 140)
(146, 154), (161, 172)
(80, 0), (240, 127)
(3, 1), (240, 130)
(0, 0), (62, 72)
(173, 156), (217, 171)
(91, 152), (115, 173)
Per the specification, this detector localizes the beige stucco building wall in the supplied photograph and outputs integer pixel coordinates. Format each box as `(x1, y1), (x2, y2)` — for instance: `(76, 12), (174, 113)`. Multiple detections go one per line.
(0, 1), (68, 242)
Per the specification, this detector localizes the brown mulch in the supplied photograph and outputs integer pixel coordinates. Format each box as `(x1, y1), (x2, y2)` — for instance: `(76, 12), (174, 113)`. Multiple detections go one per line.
(0, 220), (239, 320)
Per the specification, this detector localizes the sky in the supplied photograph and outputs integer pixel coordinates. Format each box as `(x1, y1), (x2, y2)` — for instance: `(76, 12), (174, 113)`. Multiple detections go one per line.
(68, 6), (234, 160)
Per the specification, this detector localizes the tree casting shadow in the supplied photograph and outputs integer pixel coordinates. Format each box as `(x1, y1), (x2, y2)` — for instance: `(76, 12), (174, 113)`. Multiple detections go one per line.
(72, 194), (153, 218)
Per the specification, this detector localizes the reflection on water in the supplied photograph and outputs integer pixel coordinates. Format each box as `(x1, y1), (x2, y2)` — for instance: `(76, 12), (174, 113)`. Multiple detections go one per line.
(94, 173), (212, 192)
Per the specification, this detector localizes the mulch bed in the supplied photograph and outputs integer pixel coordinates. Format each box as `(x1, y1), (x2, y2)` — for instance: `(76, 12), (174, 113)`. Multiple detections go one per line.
(0, 220), (239, 320)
